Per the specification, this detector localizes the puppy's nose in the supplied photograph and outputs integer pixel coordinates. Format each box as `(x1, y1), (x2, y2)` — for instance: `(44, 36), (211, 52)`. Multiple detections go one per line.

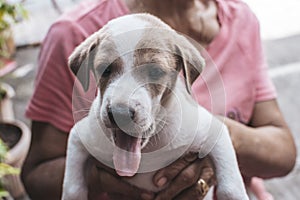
(107, 104), (135, 127)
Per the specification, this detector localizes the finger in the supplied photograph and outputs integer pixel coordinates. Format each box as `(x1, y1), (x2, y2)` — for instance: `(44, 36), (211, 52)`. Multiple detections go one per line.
(200, 166), (216, 187)
(86, 158), (154, 200)
(153, 152), (198, 188)
(155, 158), (203, 200)
(175, 167), (215, 200)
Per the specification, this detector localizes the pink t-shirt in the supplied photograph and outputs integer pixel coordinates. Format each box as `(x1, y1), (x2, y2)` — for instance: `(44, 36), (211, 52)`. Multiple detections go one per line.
(26, 0), (276, 132)
(193, 0), (276, 123)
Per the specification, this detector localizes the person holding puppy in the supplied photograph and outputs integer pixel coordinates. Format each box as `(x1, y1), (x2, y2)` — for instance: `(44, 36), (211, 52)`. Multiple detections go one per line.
(21, 0), (296, 200)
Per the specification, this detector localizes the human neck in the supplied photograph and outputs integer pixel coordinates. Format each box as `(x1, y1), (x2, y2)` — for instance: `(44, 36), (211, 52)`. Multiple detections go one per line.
(124, 0), (220, 47)
(125, 0), (205, 15)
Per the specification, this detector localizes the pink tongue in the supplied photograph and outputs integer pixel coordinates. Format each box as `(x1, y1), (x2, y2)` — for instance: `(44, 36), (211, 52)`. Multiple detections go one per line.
(113, 131), (142, 177)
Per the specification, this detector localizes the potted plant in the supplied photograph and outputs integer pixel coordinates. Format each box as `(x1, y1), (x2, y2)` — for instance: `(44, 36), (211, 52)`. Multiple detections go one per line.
(0, 0), (27, 57)
(0, 78), (31, 200)
(0, 0), (27, 73)
(0, 0), (28, 119)
(0, 137), (20, 199)
(0, 2), (30, 198)
(0, 120), (30, 199)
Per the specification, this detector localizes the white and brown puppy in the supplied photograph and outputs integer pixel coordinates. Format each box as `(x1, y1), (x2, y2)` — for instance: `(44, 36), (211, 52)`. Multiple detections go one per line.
(62, 14), (249, 200)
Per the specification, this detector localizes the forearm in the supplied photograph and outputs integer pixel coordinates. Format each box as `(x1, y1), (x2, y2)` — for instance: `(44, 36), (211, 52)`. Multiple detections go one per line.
(227, 119), (296, 179)
(22, 157), (65, 200)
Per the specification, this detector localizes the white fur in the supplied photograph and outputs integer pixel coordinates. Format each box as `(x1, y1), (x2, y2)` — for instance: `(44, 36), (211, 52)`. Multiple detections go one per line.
(109, 15), (148, 71)
(108, 14), (148, 41)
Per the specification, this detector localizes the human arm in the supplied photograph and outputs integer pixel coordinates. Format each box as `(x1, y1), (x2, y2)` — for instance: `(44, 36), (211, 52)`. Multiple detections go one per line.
(224, 99), (296, 179)
(21, 121), (68, 200)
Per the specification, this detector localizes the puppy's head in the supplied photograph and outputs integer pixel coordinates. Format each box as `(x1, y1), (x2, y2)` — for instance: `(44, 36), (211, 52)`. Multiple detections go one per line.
(69, 14), (205, 176)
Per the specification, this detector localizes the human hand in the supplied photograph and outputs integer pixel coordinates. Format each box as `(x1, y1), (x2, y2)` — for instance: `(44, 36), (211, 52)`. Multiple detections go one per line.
(153, 153), (216, 200)
(85, 157), (155, 200)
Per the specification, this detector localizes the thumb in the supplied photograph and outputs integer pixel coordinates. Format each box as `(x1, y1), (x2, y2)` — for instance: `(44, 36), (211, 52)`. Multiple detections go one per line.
(153, 153), (198, 188)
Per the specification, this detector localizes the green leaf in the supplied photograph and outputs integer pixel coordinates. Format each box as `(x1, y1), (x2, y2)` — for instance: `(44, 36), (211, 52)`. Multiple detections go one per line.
(0, 189), (9, 198)
(0, 163), (20, 178)
(0, 139), (8, 161)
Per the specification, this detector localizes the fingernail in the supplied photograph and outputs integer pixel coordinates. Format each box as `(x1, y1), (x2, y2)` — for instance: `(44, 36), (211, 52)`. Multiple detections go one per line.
(156, 177), (167, 187)
(141, 192), (154, 200)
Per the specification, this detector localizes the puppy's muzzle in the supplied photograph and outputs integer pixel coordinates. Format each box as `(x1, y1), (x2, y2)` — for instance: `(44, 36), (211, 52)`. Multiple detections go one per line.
(106, 104), (136, 131)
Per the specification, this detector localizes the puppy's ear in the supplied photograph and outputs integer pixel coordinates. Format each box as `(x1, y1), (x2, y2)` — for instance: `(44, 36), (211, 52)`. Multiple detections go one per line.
(175, 36), (205, 94)
(69, 33), (100, 91)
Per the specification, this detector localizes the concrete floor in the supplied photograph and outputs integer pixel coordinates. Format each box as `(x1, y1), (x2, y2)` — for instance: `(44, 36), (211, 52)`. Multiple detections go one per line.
(2, 0), (300, 199)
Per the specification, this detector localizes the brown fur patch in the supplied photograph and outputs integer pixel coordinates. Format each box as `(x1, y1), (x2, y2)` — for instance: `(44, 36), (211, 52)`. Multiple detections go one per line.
(92, 37), (124, 99)
(133, 48), (179, 98)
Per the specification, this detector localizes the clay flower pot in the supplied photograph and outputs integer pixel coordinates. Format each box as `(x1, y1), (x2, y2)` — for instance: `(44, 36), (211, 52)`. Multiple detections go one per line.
(0, 120), (31, 199)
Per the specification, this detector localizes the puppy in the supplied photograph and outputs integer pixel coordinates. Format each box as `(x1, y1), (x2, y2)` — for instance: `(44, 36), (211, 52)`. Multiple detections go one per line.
(62, 14), (249, 200)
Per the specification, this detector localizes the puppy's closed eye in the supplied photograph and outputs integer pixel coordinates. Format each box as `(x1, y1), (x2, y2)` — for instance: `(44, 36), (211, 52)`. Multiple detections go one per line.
(95, 63), (114, 78)
(148, 65), (166, 81)
(102, 65), (113, 78)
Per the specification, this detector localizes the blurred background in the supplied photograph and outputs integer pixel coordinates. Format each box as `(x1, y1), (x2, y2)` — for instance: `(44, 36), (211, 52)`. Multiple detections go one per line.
(0, 0), (299, 199)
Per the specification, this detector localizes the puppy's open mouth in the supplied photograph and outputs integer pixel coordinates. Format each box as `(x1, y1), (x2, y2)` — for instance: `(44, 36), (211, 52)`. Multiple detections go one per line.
(112, 129), (146, 177)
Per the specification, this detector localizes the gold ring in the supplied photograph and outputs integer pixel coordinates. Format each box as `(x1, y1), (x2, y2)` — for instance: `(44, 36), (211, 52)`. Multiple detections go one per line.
(198, 179), (209, 196)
